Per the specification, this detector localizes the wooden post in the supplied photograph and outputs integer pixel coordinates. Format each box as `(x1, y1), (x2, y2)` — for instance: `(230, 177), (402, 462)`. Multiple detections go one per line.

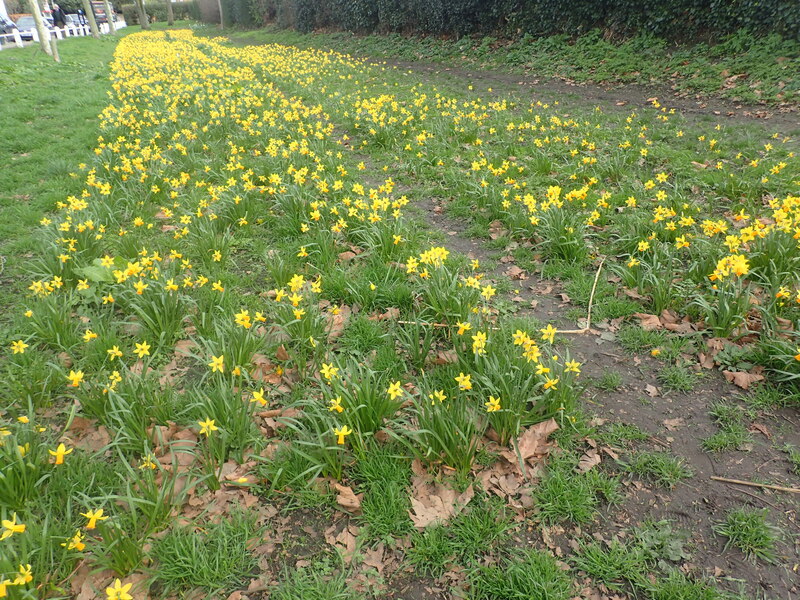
(12, 28), (23, 46)
(80, 0), (100, 38)
(103, 0), (115, 33)
(26, 0), (52, 55)
(165, 0), (174, 26)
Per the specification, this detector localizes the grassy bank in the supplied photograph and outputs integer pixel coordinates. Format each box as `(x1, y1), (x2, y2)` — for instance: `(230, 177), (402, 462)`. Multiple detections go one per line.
(224, 26), (800, 107)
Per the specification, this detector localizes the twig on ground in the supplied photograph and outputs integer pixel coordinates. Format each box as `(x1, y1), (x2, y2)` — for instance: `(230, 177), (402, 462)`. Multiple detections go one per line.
(710, 476), (800, 494)
(557, 257), (606, 334)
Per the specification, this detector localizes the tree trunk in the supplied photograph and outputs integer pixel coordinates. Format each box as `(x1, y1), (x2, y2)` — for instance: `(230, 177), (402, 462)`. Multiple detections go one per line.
(80, 0), (100, 38)
(26, 0), (53, 55)
(103, 0), (116, 33)
(165, 0), (174, 26)
(135, 0), (149, 29)
(217, 0), (224, 28)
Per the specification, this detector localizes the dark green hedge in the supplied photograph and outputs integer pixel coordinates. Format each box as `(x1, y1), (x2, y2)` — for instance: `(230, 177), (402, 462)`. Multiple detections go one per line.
(120, 1), (197, 25)
(231, 0), (799, 40)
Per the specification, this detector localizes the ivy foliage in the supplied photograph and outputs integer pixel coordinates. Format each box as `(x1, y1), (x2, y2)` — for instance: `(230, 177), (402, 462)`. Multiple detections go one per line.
(225, 0), (799, 41)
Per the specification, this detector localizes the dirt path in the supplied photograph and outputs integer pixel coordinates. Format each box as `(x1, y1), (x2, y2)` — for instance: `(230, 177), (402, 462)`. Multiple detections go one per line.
(370, 58), (800, 134)
(407, 180), (800, 599)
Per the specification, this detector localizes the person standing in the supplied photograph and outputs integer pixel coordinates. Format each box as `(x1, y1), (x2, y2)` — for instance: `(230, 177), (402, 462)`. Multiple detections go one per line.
(51, 2), (67, 27)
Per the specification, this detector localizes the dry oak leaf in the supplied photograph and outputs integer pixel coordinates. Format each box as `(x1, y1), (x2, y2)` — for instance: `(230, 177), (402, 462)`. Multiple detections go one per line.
(334, 483), (363, 514)
(326, 304), (352, 340)
(662, 417), (685, 431)
(633, 313), (662, 331)
(577, 449), (602, 473)
(506, 265), (527, 280)
(501, 418), (559, 467)
(324, 523), (360, 563)
(432, 349), (458, 366)
(409, 482), (474, 529)
(722, 370), (764, 390)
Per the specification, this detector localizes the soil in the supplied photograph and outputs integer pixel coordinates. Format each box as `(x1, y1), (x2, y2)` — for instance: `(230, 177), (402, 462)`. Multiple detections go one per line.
(370, 59), (800, 134)
(406, 181), (800, 600)
(224, 31), (800, 598)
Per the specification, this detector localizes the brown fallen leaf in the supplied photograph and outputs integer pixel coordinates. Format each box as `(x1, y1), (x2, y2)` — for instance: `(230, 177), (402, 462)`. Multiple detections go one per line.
(722, 370), (764, 390)
(326, 304), (352, 339)
(431, 349), (458, 365)
(502, 418), (559, 466)
(749, 423), (771, 439)
(506, 265), (527, 280)
(334, 483), (362, 514)
(634, 313), (662, 331)
(662, 417), (685, 431)
(645, 384), (659, 398)
(361, 543), (385, 573)
(697, 352), (715, 369)
(577, 449), (601, 472)
(409, 482), (474, 529)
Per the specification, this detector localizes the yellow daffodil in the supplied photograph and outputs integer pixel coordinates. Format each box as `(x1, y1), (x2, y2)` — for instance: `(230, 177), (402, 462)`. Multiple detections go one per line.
(387, 380), (403, 400)
(333, 424), (352, 445)
(208, 354), (224, 373)
(81, 508), (108, 530)
(106, 578), (133, 600)
(48, 443), (73, 465)
(67, 370), (84, 387)
(11, 340), (28, 354)
(1, 514), (25, 540)
(133, 341), (150, 358)
(455, 372), (472, 391)
(198, 418), (218, 437)
(328, 396), (344, 413)
(540, 324), (557, 344)
(250, 388), (267, 406)
(62, 530), (86, 551)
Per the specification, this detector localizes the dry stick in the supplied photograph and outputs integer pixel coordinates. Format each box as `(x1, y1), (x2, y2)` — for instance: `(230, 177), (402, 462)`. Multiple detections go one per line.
(397, 320), (501, 331)
(558, 256), (606, 334)
(396, 257), (606, 334)
(710, 476), (800, 495)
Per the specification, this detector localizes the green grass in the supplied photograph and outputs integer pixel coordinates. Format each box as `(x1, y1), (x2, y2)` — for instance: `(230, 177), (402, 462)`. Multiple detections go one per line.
(617, 325), (667, 354)
(150, 512), (260, 595)
(533, 452), (622, 524)
(702, 401), (754, 452)
(468, 548), (574, 600)
(623, 451), (694, 488)
(0, 34), (128, 334)
(352, 444), (413, 540)
(223, 27), (800, 106)
(271, 561), (362, 600)
(713, 507), (780, 563)
(595, 370), (623, 392)
(404, 494), (513, 576)
(572, 539), (649, 590)
(596, 422), (649, 447)
(405, 525), (454, 577)
(657, 364), (699, 392)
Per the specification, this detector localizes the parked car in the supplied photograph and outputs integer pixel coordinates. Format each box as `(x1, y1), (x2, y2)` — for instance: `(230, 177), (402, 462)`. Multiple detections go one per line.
(15, 15), (53, 40)
(64, 14), (84, 28)
(1, 16), (17, 33)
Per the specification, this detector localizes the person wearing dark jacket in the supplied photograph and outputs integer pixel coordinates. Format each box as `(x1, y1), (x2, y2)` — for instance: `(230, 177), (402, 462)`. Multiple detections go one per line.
(52, 3), (67, 28)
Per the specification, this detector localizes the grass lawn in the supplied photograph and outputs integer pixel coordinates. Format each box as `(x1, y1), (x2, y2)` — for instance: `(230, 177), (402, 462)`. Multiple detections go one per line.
(1, 23), (798, 600)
